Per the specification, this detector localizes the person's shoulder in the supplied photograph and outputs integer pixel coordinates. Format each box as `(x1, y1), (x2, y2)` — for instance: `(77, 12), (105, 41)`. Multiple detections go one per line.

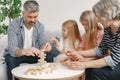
(11, 17), (23, 24)
(36, 21), (44, 27)
(35, 21), (45, 30)
(8, 17), (23, 29)
(10, 17), (23, 28)
(8, 17), (23, 33)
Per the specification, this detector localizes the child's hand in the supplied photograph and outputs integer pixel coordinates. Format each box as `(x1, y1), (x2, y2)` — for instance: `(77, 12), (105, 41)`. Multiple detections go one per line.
(50, 36), (59, 46)
(54, 53), (68, 63)
(43, 42), (52, 52)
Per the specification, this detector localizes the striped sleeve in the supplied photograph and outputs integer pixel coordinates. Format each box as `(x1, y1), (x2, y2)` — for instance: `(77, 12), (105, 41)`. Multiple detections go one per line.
(95, 27), (120, 69)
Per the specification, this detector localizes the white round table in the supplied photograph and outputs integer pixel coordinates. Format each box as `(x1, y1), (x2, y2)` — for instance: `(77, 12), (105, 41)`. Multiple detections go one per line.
(12, 63), (85, 80)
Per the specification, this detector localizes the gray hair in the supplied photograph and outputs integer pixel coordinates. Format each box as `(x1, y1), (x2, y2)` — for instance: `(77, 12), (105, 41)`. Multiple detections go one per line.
(93, 0), (120, 20)
(114, 12), (120, 20)
(23, 0), (39, 12)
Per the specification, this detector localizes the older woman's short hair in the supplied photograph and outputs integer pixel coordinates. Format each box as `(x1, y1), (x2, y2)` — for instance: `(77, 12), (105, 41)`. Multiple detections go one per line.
(93, 0), (120, 20)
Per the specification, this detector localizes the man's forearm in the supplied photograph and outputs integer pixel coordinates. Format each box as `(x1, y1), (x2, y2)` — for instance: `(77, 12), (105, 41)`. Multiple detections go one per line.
(15, 49), (26, 57)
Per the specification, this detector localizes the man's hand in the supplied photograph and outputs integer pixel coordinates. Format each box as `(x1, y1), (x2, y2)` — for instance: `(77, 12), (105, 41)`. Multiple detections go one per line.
(25, 47), (41, 56)
(16, 47), (41, 57)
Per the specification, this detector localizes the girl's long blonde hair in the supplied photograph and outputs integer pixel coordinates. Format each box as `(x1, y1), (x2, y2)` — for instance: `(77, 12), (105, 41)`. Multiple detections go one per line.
(80, 10), (102, 49)
(62, 20), (82, 51)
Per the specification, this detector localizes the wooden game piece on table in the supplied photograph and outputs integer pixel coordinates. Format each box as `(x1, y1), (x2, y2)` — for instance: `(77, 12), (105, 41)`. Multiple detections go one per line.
(25, 49), (57, 76)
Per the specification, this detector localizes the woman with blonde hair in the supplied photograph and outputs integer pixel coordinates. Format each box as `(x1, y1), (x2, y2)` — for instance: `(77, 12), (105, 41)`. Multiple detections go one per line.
(78, 10), (104, 80)
(79, 10), (104, 50)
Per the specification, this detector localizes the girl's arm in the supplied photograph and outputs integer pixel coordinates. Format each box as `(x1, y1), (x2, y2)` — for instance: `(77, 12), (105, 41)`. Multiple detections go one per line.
(65, 49), (97, 62)
(50, 36), (60, 47)
(79, 49), (97, 57)
(66, 57), (108, 70)
(50, 37), (63, 51)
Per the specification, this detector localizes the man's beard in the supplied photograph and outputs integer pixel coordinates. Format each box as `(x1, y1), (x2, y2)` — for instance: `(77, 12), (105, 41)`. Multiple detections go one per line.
(27, 22), (35, 26)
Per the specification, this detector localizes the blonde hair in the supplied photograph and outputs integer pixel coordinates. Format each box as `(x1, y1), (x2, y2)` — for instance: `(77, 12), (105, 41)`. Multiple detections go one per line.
(62, 20), (82, 50)
(80, 10), (102, 49)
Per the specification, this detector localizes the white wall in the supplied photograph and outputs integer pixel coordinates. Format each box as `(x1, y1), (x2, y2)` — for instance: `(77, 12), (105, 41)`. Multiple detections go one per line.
(22, 0), (99, 35)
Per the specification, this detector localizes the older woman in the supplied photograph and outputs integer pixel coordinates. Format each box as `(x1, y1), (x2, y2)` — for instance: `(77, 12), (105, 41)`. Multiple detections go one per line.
(65, 0), (120, 80)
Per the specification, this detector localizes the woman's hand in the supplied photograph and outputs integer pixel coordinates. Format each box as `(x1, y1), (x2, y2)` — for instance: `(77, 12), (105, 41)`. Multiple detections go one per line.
(66, 61), (86, 70)
(65, 50), (85, 61)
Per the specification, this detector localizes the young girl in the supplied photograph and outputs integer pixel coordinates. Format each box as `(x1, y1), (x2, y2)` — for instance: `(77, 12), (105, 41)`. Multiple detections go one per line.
(78, 10), (104, 80)
(79, 10), (104, 50)
(51, 20), (82, 62)
(51, 20), (82, 80)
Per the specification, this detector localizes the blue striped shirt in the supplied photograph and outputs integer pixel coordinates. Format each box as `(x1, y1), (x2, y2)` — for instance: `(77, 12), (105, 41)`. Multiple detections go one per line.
(95, 27), (120, 69)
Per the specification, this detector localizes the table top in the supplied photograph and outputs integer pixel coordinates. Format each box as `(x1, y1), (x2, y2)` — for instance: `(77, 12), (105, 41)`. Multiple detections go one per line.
(12, 63), (85, 80)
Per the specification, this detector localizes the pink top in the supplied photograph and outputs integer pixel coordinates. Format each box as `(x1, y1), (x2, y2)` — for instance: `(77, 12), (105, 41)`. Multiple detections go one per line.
(79, 29), (104, 50)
